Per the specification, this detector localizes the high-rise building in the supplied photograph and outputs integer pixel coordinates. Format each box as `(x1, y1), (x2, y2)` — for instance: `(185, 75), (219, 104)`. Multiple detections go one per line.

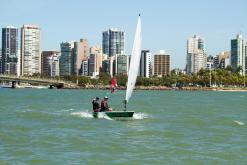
(80, 59), (88, 76)
(88, 54), (97, 77)
(72, 39), (89, 75)
(231, 34), (246, 75)
(153, 51), (170, 77)
(213, 56), (220, 68)
(186, 35), (207, 74)
(1, 26), (18, 74)
(217, 51), (230, 69)
(41, 51), (60, 77)
(206, 55), (214, 69)
(59, 42), (74, 76)
(115, 54), (129, 75)
(88, 46), (107, 77)
(102, 59), (110, 74)
(102, 28), (125, 57)
(20, 25), (41, 76)
(139, 50), (152, 78)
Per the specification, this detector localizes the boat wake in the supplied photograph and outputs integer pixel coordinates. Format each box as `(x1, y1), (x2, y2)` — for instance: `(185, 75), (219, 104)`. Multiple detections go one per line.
(70, 111), (113, 120)
(70, 110), (93, 119)
(233, 120), (245, 126)
(133, 112), (149, 120)
(70, 111), (148, 121)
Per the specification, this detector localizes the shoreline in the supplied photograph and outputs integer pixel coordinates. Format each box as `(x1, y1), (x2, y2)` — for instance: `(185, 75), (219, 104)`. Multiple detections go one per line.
(63, 85), (247, 91)
(2, 84), (247, 91)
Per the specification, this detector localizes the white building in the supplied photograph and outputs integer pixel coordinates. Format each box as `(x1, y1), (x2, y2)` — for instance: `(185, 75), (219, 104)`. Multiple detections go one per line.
(231, 34), (246, 75)
(20, 25), (41, 76)
(186, 35), (207, 74)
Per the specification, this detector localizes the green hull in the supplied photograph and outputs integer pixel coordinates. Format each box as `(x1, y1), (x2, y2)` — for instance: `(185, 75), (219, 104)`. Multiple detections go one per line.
(93, 111), (134, 119)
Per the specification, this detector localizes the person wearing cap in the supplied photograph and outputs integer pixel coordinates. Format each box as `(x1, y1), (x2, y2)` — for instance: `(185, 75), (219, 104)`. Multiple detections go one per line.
(100, 96), (110, 112)
(92, 97), (100, 112)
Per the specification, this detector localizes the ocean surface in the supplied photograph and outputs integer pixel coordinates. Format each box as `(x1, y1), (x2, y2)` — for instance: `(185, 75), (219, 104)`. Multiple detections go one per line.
(0, 88), (247, 165)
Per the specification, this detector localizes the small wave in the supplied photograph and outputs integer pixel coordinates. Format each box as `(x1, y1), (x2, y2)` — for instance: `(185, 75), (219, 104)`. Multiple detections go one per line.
(70, 111), (93, 118)
(133, 112), (149, 120)
(18, 109), (33, 113)
(60, 108), (74, 112)
(234, 120), (245, 126)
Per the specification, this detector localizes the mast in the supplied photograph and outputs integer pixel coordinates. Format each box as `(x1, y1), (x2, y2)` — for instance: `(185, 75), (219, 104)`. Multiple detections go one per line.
(124, 100), (127, 111)
(209, 63), (212, 87)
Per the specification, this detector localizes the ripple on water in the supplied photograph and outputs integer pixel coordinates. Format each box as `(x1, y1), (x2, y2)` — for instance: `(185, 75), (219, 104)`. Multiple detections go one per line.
(1, 89), (247, 164)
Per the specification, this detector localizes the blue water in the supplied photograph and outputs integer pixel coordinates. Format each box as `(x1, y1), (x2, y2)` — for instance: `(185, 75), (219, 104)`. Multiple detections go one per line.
(0, 89), (247, 164)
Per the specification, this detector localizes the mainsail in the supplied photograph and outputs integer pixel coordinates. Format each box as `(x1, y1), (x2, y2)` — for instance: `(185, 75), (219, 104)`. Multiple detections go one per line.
(125, 15), (142, 103)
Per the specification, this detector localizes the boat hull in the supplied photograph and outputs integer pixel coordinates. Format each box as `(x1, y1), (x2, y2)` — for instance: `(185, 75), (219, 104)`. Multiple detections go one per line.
(93, 111), (134, 119)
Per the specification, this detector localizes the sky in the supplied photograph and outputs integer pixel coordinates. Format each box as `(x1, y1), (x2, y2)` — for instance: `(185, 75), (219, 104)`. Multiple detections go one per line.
(0, 0), (247, 69)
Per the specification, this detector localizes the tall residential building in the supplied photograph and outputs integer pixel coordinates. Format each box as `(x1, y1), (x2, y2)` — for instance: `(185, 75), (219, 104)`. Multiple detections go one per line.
(41, 51), (60, 77)
(206, 55), (214, 69)
(88, 46), (107, 77)
(186, 35), (207, 74)
(102, 28), (125, 57)
(73, 39), (89, 75)
(213, 56), (220, 68)
(88, 54), (97, 77)
(60, 42), (74, 76)
(102, 59), (110, 74)
(1, 26), (18, 74)
(80, 59), (88, 76)
(217, 51), (230, 69)
(20, 25), (41, 76)
(115, 54), (129, 75)
(153, 51), (170, 77)
(231, 34), (246, 75)
(139, 50), (152, 78)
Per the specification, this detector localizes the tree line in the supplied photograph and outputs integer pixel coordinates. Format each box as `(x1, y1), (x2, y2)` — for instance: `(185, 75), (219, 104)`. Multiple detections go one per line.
(29, 67), (247, 88)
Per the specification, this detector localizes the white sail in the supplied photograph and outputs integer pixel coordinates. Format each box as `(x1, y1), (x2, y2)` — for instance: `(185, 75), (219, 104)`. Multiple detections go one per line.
(125, 15), (142, 102)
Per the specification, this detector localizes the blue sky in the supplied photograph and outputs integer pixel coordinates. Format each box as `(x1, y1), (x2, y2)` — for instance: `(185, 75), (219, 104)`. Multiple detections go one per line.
(1, 0), (247, 69)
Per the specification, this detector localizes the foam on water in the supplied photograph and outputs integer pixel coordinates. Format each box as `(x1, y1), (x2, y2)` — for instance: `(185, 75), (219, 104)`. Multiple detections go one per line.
(97, 112), (113, 120)
(70, 110), (93, 118)
(70, 111), (113, 120)
(70, 111), (148, 120)
(60, 108), (74, 112)
(233, 120), (245, 126)
(133, 112), (149, 120)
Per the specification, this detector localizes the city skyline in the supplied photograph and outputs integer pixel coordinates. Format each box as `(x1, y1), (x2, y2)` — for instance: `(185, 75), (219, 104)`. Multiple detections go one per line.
(0, 0), (247, 69)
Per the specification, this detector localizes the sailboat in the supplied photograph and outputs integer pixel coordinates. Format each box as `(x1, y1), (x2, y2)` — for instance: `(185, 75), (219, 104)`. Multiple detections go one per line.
(94, 14), (142, 119)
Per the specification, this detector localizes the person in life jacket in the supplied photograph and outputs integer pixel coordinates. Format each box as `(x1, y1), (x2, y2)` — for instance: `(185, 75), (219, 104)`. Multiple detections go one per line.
(111, 77), (118, 93)
(92, 97), (100, 112)
(100, 96), (112, 111)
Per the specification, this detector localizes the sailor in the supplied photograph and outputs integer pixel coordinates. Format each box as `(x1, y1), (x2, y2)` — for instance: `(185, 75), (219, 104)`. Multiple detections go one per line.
(92, 97), (100, 112)
(100, 96), (111, 111)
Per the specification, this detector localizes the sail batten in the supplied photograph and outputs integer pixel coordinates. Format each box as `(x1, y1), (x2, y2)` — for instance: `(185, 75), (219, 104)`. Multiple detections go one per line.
(125, 15), (142, 103)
